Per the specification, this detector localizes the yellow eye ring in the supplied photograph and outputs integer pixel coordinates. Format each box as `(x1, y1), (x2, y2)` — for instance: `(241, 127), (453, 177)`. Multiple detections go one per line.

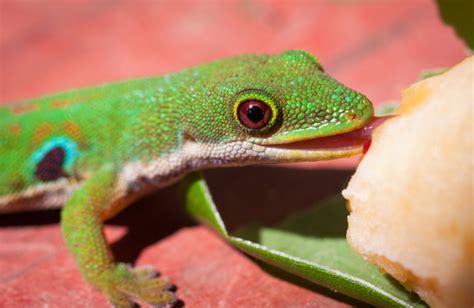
(232, 90), (281, 135)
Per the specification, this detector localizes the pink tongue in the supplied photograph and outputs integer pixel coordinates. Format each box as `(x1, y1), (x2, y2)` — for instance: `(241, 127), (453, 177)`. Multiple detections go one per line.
(275, 116), (391, 151)
(346, 116), (391, 140)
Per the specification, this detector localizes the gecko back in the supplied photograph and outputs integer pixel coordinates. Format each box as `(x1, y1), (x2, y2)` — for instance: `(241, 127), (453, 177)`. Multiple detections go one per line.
(0, 79), (160, 211)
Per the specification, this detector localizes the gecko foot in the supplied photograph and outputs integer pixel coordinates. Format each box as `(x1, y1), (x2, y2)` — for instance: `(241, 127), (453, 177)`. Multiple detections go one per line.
(102, 263), (177, 308)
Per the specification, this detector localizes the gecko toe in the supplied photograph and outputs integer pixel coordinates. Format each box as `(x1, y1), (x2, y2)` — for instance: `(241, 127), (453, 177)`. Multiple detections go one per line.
(103, 263), (178, 308)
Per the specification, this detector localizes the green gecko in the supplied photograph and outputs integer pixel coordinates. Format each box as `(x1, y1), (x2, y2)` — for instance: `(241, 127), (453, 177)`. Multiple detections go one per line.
(0, 50), (376, 307)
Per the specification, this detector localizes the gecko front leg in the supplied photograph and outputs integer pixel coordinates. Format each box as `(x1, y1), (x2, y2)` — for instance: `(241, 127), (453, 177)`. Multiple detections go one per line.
(60, 164), (176, 307)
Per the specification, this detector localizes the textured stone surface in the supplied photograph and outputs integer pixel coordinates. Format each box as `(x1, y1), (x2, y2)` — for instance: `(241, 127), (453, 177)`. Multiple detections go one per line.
(0, 223), (351, 307)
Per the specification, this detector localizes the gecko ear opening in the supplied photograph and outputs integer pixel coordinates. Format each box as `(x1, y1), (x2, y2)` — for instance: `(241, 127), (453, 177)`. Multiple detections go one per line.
(182, 131), (197, 143)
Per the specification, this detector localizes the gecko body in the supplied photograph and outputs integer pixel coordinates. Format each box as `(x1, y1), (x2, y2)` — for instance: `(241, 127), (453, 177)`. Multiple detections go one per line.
(0, 50), (374, 307)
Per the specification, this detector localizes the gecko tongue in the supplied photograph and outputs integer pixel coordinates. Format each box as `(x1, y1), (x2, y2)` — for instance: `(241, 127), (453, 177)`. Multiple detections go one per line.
(273, 116), (391, 152)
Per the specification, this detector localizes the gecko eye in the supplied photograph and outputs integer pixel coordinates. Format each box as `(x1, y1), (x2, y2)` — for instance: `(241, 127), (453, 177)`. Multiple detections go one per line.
(237, 100), (272, 129)
(232, 90), (281, 135)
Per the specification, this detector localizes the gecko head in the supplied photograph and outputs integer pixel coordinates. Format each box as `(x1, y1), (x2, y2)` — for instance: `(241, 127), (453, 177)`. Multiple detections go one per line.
(182, 50), (378, 165)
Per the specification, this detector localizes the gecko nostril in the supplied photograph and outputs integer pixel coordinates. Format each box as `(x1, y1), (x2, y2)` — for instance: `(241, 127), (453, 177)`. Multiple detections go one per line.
(346, 113), (356, 121)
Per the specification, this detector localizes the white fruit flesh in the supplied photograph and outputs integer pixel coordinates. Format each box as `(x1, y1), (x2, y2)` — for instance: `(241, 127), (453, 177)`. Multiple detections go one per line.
(342, 57), (473, 308)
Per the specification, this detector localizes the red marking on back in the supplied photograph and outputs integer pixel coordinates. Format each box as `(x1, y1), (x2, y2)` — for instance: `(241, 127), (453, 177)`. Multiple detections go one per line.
(49, 100), (74, 108)
(63, 121), (81, 138)
(11, 104), (40, 115)
(33, 123), (54, 146)
(9, 123), (22, 135)
(63, 121), (86, 147)
(49, 93), (102, 109)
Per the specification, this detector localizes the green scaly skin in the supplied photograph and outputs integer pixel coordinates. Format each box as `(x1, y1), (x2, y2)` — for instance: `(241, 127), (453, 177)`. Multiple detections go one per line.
(0, 50), (373, 307)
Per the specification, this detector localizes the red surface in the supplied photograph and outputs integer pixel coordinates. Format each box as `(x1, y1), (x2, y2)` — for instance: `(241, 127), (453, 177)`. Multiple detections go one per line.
(0, 0), (466, 307)
(0, 225), (348, 307)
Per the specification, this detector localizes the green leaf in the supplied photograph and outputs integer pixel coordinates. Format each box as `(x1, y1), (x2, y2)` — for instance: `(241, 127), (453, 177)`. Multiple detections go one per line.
(418, 68), (449, 80)
(435, 0), (474, 50)
(181, 172), (427, 307)
(375, 101), (399, 116)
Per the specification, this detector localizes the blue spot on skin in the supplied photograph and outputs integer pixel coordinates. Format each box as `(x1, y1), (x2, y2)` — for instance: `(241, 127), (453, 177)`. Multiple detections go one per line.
(31, 136), (78, 173)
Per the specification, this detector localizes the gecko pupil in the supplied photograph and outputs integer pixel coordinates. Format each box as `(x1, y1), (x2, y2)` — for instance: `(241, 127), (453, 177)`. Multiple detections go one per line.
(237, 100), (272, 129)
(247, 105), (264, 123)
(35, 146), (67, 182)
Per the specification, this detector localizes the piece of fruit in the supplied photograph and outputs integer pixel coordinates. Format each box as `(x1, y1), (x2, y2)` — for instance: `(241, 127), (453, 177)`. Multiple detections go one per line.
(342, 57), (473, 307)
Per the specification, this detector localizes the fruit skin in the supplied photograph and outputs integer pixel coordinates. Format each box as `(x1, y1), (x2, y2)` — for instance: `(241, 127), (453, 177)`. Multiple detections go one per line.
(343, 57), (473, 308)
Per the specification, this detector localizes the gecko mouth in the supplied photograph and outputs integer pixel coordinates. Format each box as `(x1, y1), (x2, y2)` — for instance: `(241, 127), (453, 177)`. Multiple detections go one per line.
(266, 116), (390, 154)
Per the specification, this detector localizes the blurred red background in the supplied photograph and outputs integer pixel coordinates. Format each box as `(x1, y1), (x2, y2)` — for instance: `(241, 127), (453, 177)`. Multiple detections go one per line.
(0, 0), (466, 307)
(1, 0), (465, 104)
